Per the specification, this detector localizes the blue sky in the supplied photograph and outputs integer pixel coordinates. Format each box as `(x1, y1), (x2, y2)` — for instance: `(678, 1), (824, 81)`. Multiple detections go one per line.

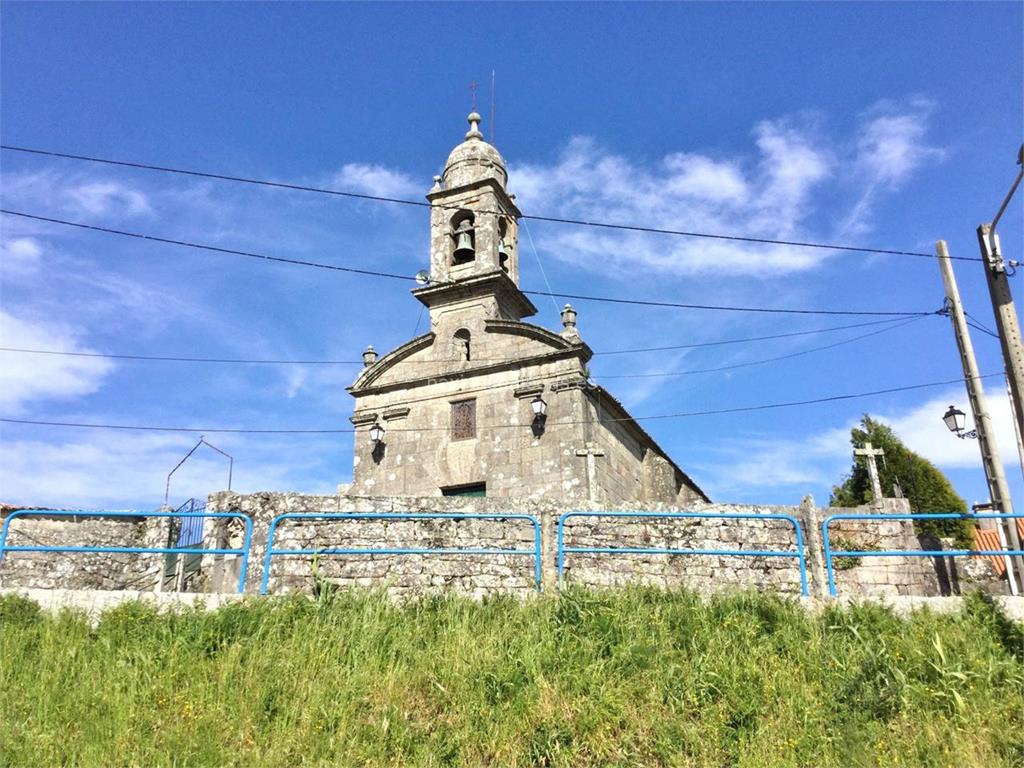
(1, 1), (1022, 511)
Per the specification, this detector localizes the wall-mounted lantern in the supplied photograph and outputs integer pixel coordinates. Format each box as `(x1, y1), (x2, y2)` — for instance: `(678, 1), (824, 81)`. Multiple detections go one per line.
(369, 423), (386, 445)
(942, 405), (977, 439)
(531, 395), (547, 419)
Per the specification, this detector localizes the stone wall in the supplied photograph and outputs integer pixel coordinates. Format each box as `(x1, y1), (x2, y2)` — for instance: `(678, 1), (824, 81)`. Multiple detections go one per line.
(0, 509), (168, 591)
(202, 493), (1002, 599)
(2, 496), (1003, 598)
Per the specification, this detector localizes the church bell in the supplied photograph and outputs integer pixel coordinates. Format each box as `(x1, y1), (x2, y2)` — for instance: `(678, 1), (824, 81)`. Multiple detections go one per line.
(453, 223), (475, 262)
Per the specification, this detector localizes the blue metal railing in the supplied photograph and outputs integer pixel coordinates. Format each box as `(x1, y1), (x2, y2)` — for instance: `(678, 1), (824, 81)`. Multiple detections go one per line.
(0, 510), (253, 593)
(557, 511), (810, 596)
(822, 512), (1024, 597)
(260, 512), (543, 594)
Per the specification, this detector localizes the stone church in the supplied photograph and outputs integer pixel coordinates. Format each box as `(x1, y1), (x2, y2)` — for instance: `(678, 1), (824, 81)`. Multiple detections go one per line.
(347, 112), (708, 504)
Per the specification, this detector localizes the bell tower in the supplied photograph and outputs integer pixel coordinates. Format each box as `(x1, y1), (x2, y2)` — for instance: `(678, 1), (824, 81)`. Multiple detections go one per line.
(412, 112), (536, 328)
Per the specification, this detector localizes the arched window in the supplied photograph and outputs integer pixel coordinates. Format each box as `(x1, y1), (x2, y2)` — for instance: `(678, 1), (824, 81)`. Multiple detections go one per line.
(453, 328), (471, 361)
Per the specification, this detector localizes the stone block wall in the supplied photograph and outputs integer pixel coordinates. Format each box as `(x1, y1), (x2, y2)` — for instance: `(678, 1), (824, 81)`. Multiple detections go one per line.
(203, 493), (543, 598)
(0, 509), (168, 591)
(203, 493), (1003, 599)
(1, 497), (1003, 598)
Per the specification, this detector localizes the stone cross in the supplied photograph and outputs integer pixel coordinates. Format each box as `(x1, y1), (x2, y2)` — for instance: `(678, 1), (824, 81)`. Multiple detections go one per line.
(854, 442), (885, 505)
(575, 443), (606, 502)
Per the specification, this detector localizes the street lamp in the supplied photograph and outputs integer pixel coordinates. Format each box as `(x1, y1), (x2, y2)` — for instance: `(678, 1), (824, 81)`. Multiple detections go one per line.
(942, 405), (977, 440)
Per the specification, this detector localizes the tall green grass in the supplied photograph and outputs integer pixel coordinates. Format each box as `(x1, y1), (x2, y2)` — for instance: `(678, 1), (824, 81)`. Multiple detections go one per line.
(1, 588), (1022, 767)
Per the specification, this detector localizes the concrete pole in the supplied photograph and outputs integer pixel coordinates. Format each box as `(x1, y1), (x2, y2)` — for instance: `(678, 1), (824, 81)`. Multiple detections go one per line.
(977, 224), (1024, 444)
(937, 240), (1023, 593)
(1007, 379), (1024, 483)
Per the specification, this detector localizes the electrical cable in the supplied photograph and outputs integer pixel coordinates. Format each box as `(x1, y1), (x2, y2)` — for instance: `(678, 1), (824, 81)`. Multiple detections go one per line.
(593, 316), (915, 355)
(0, 209), (416, 282)
(1, 143), (979, 262)
(595, 316), (924, 379)
(0, 372), (999, 434)
(964, 311), (1000, 339)
(0, 209), (937, 317)
(0, 316), (921, 366)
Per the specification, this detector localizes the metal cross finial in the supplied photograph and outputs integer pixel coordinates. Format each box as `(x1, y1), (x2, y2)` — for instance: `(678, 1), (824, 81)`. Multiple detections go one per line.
(469, 79), (479, 111)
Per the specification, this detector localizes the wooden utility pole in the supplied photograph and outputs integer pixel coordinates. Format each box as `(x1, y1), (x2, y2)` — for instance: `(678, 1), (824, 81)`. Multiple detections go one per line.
(854, 442), (885, 505)
(937, 240), (1023, 593)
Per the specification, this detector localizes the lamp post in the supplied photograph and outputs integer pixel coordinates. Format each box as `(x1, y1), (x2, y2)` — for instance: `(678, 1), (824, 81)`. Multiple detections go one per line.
(940, 404), (1021, 594)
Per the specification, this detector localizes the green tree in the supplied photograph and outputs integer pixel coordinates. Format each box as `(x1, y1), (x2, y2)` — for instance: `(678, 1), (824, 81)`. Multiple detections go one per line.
(830, 415), (973, 544)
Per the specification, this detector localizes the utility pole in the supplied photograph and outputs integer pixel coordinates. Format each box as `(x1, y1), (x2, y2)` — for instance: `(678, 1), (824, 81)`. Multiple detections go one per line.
(978, 144), (1024, 448)
(937, 240), (1023, 593)
(854, 442), (885, 506)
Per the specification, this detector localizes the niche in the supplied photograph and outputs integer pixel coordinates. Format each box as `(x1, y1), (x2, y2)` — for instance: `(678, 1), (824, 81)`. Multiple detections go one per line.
(453, 328), (471, 361)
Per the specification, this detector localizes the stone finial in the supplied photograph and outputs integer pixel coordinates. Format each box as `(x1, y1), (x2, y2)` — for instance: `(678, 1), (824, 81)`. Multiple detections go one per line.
(561, 303), (577, 329)
(465, 111), (483, 141)
(560, 303), (580, 341)
(362, 345), (378, 367)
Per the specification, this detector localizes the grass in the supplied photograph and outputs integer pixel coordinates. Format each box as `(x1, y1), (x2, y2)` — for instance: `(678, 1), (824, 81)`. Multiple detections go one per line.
(1, 588), (1022, 767)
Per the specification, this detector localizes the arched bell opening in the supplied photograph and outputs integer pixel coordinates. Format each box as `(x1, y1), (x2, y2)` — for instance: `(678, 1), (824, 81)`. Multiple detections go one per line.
(450, 211), (476, 265)
(498, 218), (512, 274)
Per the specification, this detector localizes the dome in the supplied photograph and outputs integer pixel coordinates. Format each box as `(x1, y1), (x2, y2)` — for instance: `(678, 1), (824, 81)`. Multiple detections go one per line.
(442, 112), (508, 189)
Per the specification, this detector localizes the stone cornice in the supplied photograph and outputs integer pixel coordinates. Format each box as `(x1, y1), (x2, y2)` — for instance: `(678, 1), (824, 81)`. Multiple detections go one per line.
(425, 177), (522, 219)
(484, 319), (593, 363)
(348, 348), (586, 398)
(410, 271), (537, 320)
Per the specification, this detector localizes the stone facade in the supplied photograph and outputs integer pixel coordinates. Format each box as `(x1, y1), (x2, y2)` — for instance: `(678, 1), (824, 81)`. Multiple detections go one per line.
(346, 113), (707, 504)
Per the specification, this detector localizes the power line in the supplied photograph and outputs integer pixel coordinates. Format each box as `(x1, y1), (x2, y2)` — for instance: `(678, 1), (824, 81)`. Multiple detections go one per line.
(0, 209), (937, 318)
(966, 320), (1000, 339)
(0, 317), (922, 367)
(596, 317), (924, 379)
(0, 210), (416, 282)
(593, 316), (914, 355)
(0, 373), (998, 434)
(0, 143), (979, 262)
(964, 310), (1000, 339)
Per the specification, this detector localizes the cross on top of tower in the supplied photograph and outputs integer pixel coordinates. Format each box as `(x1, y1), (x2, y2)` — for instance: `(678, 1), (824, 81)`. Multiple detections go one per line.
(469, 79), (479, 110)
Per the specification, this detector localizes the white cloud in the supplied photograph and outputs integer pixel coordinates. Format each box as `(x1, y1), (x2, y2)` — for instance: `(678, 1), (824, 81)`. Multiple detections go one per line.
(65, 181), (152, 216)
(283, 366), (308, 399)
(0, 237), (42, 276)
(508, 103), (941, 279)
(0, 311), (114, 412)
(856, 99), (944, 188)
(0, 431), (341, 509)
(881, 389), (1019, 471)
(332, 163), (421, 199)
(696, 388), (1019, 502)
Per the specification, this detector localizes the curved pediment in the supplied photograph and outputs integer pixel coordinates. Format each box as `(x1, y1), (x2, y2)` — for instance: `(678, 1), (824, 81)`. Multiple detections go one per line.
(348, 333), (435, 391)
(484, 319), (593, 362)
